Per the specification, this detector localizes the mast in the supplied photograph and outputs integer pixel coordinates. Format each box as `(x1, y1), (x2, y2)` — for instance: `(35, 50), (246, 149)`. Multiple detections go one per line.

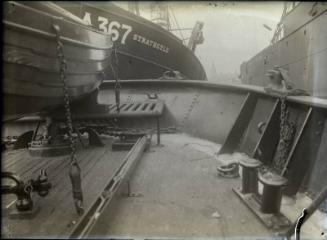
(150, 2), (171, 30)
(149, 3), (205, 52)
(127, 2), (140, 16)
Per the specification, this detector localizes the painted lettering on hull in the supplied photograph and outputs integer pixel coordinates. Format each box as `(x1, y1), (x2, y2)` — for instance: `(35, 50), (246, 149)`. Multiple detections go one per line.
(83, 12), (132, 45)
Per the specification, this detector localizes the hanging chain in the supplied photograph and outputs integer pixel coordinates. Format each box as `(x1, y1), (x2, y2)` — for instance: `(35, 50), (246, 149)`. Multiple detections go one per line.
(54, 26), (75, 161)
(274, 94), (296, 172)
(277, 95), (287, 167)
(110, 41), (121, 112)
(53, 24), (84, 215)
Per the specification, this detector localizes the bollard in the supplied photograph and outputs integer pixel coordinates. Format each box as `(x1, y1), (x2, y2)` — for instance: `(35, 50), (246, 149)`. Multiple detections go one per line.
(239, 157), (261, 194)
(259, 171), (287, 214)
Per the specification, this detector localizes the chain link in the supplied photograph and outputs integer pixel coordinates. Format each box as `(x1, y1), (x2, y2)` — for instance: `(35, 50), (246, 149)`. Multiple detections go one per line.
(110, 41), (121, 112)
(53, 25), (76, 163)
(53, 24), (84, 215)
(274, 94), (296, 172)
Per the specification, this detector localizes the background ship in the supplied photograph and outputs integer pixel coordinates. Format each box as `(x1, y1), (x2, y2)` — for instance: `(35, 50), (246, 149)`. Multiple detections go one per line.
(239, 2), (327, 98)
(55, 1), (207, 80)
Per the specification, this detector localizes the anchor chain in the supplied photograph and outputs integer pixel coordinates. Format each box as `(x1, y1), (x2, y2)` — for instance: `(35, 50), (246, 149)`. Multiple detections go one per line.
(274, 95), (296, 172)
(110, 41), (121, 112)
(53, 24), (84, 215)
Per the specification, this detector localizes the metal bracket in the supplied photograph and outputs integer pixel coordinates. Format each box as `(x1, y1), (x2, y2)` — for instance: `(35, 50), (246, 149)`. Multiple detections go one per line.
(2, 170), (52, 219)
(233, 187), (291, 230)
(218, 93), (258, 155)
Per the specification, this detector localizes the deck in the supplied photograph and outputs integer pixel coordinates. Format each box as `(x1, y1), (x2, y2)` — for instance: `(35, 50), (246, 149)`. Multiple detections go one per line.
(90, 134), (326, 239)
(2, 134), (325, 239)
(2, 136), (129, 238)
(90, 134), (271, 238)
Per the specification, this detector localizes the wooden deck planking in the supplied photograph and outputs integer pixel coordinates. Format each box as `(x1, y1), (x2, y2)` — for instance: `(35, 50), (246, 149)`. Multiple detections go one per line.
(22, 146), (124, 237)
(2, 149), (28, 169)
(34, 149), (114, 236)
(41, 147), (127, 237)
(3, 150), (39, 173)
(58, 149), (128, 236)
(2, 137), (129, 238)
(2, 146), (93, 207)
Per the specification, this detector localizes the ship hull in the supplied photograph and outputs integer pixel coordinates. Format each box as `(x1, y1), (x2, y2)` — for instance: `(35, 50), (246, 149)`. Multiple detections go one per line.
(3, 2), (113, 120)
(56, 2), (207, 80)
(240, 3), (327, 98)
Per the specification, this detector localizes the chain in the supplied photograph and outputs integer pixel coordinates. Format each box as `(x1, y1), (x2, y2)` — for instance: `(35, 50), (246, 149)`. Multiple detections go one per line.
(53, 24), (84, 215)
(274, 94), (296, 172)
(277, 96), (287, 167)
(53, 24), (75, 162)
(110, 41), (121, 112)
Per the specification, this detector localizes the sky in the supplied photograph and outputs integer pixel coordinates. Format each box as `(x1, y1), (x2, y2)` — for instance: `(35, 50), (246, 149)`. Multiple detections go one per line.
(118, 1), (284, 82)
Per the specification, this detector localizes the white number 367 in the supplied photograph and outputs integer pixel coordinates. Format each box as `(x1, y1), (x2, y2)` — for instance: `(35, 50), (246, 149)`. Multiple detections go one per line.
(83, 12), (132, 45)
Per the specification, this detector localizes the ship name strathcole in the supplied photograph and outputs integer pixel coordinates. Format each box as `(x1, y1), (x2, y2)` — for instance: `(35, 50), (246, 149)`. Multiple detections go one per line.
(133, 34), (169, 53)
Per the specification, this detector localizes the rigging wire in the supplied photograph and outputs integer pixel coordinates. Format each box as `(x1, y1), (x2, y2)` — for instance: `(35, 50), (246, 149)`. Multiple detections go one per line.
(168, 5), (185, 43)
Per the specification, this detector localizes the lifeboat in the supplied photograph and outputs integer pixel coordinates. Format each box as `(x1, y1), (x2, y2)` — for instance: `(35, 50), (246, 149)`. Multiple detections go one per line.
(3, 1), (113, 121)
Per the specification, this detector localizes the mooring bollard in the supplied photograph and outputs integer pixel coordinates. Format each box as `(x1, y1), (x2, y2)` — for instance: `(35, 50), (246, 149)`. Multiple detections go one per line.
(259, 171), (287, 214)
(239, 157), (262, 194)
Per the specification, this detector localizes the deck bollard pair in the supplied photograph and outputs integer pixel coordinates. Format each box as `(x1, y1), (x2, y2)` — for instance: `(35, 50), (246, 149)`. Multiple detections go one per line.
(239, 156), (287, 215)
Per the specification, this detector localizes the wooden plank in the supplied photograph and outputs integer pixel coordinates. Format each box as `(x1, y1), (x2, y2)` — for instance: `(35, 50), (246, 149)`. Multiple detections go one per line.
(2, 149), (27, 168)
(4, 143), (90, 181)
(2, 138), (129, 238)
(3, 150), (37, 172)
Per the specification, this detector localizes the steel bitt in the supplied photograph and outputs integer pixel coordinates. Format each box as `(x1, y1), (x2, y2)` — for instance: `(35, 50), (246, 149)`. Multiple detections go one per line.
(239, 157), (262, 194)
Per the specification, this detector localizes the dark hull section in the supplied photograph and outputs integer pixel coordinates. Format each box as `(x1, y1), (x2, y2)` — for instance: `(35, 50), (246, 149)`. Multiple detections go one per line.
(56, 2), (207, 80)
(3, 2), (113, 120)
